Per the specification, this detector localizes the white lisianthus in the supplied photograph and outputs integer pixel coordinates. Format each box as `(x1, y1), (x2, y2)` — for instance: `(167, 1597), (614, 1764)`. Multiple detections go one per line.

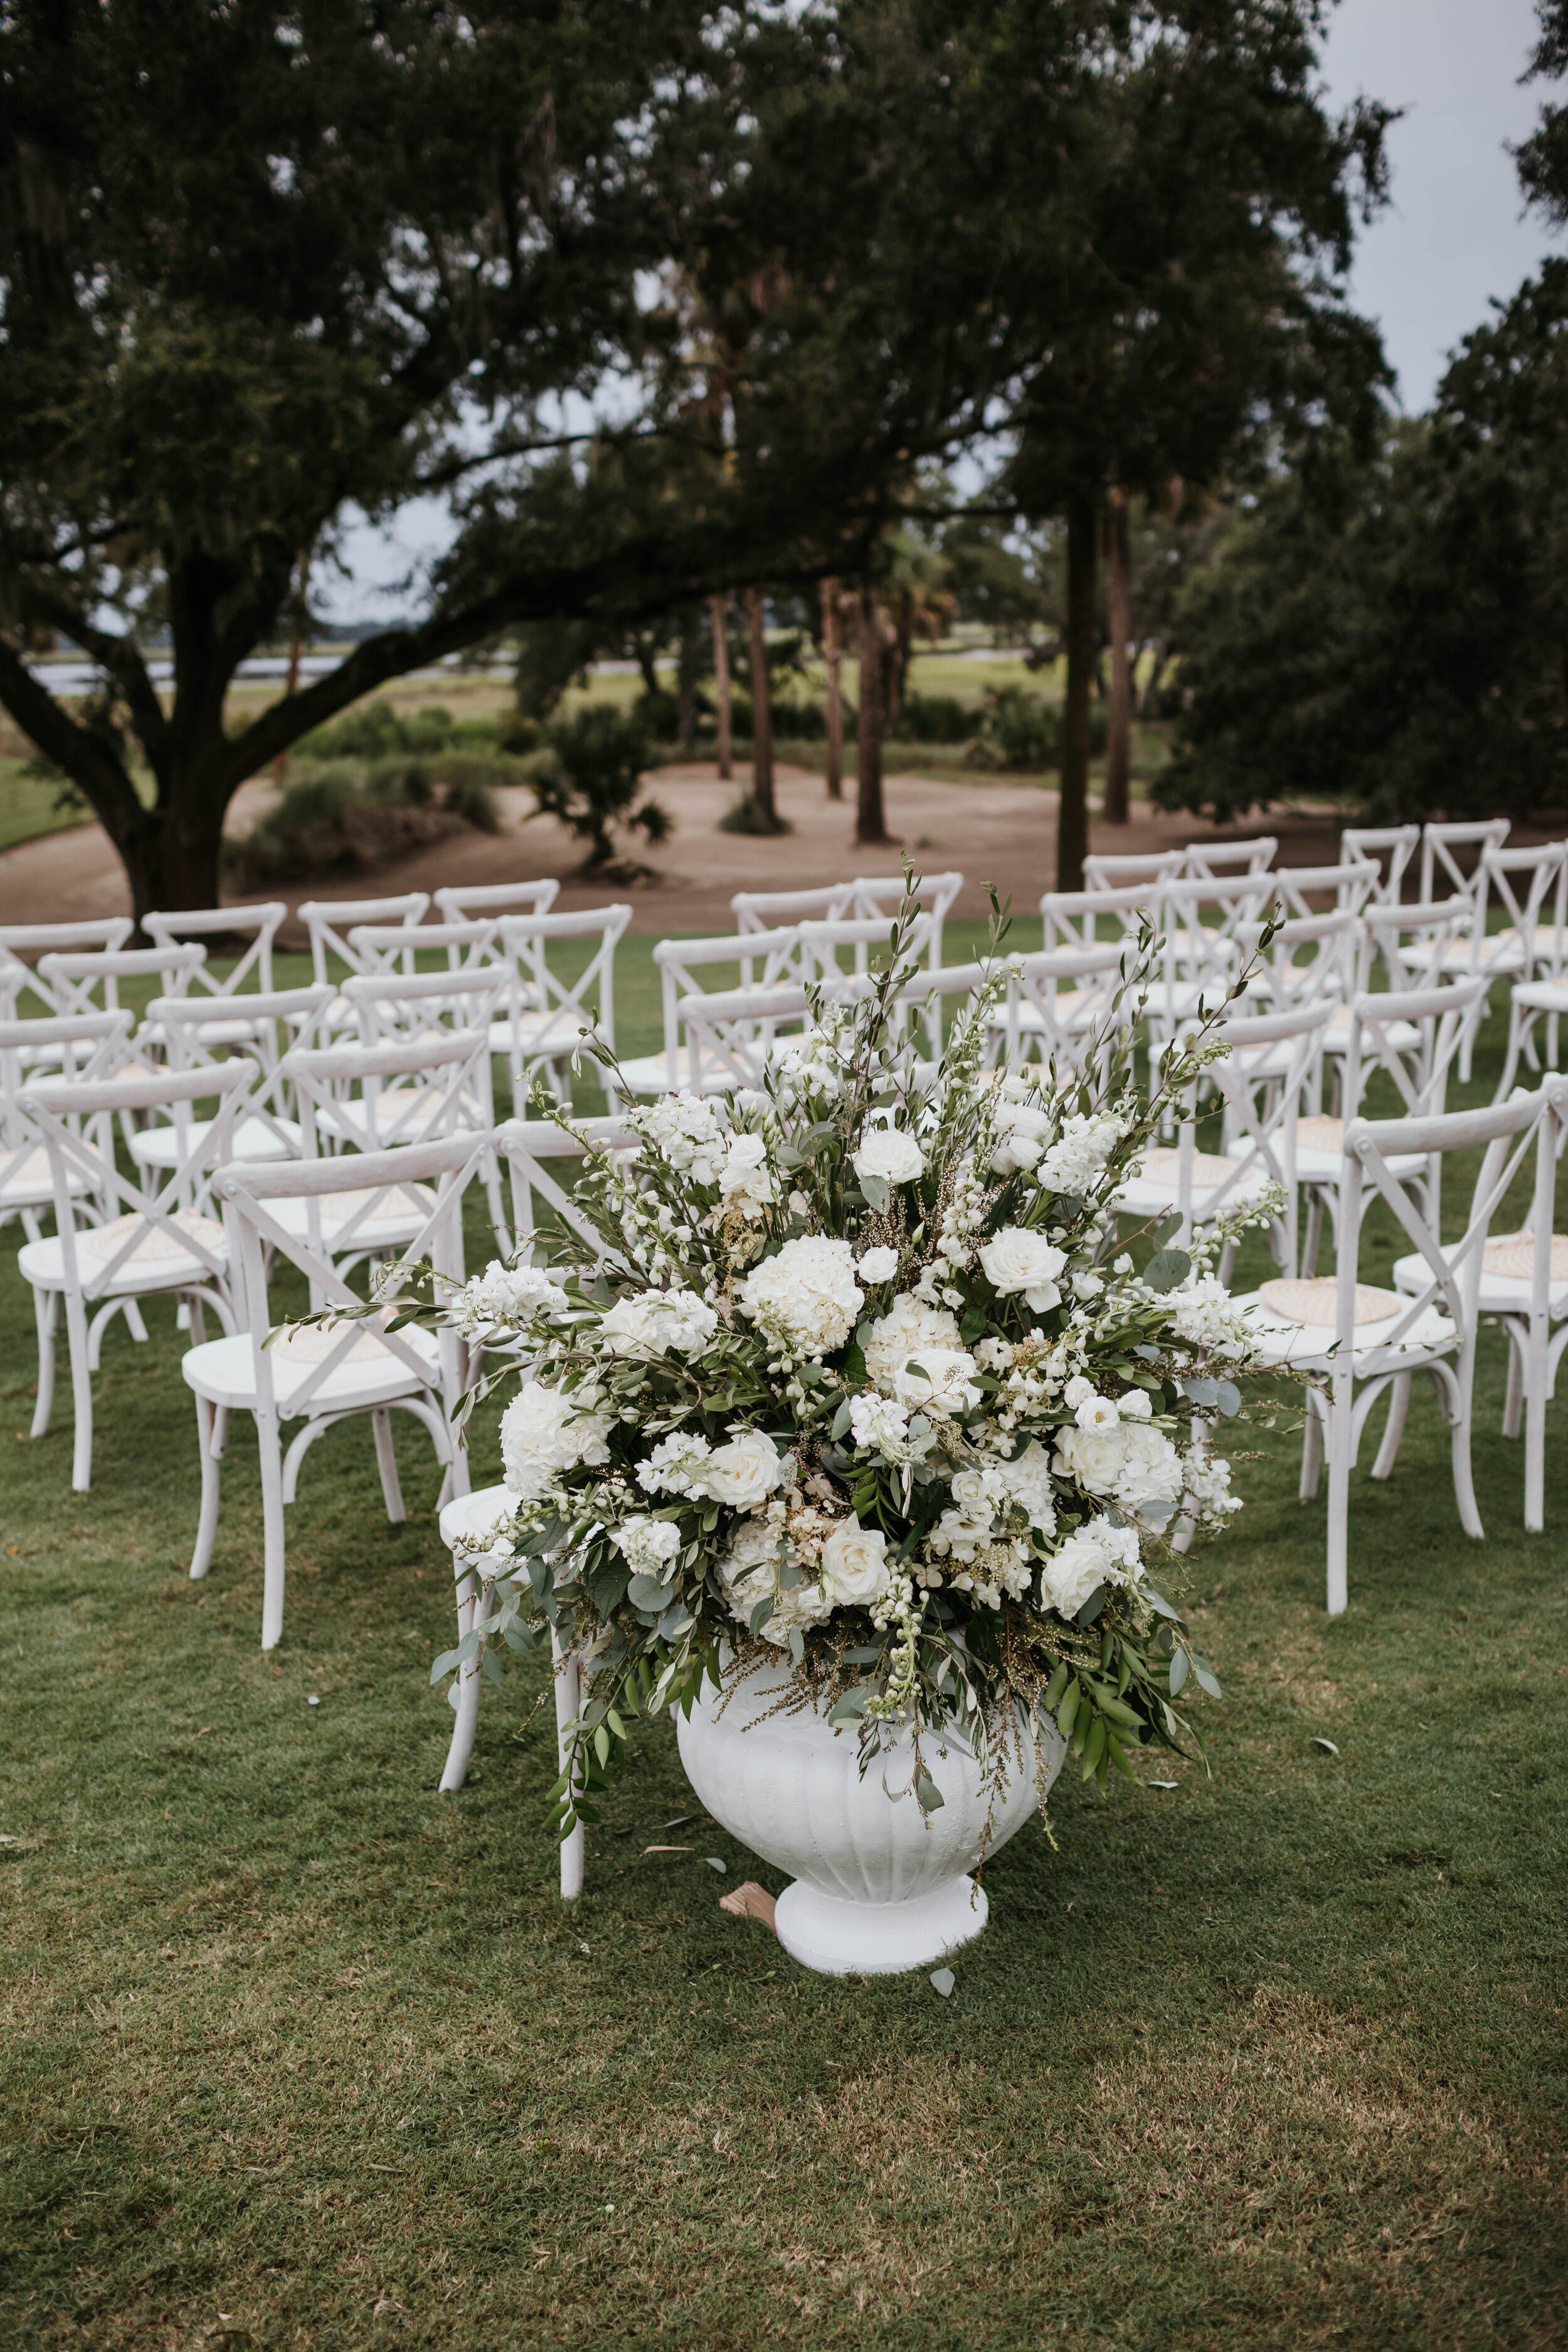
(818, 1520), (891, 1608)
(597, 1287), (719, 1359)
(500, 1380), (615, 1502)
(849, 1391), (911, 1458)
(1062, 1374), (1094, 1409)
(701, 1427), (786, 1510)
(452, 1260), (570, 1335)
(1075, 1392), (1121, 1431)
(1039, 1515), (1142, 1618)
(1072, 1271), (1105, 1301)
(852, 1126), (926, 1185)
(636, 1431), (714, 1496)
(1054, 1418), (1182, 1515)
(856, 1245), (900, 1285)
(978, 1227), (1069, 1311)
(863, 1294), (962, 1391)
(990, 1099), (1052, 1175)
(738, 1236), (862, 1355)
(615, 1515), (682, 1580)
(718, 1132), (776, 1221)
(893, 1345), (982, 1417)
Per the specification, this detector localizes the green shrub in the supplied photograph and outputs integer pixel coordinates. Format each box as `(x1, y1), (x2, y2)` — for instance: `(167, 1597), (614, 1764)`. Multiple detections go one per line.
(770, 699), (828, 740)
(633, 687), (684, 742)
(226, 749), (509, 889)
(889, 691), (971, 744)
(963, 685), (1105, 771)
(717, 795), (795, 835)
(532, 707), (672, 874)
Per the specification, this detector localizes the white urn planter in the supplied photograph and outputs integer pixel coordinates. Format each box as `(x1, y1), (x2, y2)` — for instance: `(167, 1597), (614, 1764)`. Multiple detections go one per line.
(675, 1658), (1066, 1976)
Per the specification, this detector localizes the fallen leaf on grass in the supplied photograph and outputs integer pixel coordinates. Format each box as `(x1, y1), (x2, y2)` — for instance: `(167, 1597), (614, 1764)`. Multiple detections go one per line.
(644, 1844), (694, 1855)
(719, 1881), (778, 1933)
(1310, 1737), (1339, 1756)
(930, 1969), (955, 1998)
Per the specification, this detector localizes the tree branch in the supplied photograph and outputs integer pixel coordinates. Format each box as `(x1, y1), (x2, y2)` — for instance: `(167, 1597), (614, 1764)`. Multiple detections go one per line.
(0, 637), (149, 851)
(21, 591), (172, 780)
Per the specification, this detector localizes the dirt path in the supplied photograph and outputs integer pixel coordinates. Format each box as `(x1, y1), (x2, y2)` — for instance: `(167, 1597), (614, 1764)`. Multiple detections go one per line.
(0, 761), (1348, 940)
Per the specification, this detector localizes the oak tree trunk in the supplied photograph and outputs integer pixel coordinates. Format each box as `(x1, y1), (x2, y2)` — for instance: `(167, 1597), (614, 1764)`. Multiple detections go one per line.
(1103, 485), (1132, 826)
(1058, 491), (1098, 894)
(676, 607), (701, 748)
(822, 576), (844, 800)
(746, 588), (778, 829)
(710, 592), (732, 780)
(856, 589), (891, 847)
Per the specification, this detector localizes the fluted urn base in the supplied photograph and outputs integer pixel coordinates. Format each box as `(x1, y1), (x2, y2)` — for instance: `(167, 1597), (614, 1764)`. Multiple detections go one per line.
(675, 1656), (1063, 1979)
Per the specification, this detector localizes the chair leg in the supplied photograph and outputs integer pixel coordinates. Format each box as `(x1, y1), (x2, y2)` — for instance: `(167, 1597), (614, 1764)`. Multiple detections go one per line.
(189, 1393), (223, 1580)
(1370, 1372), (1411, 1481)
(124, 1299), (150, 1343)
(372, 1408), (406, 1523)
(63, 1290), (95, 1492)
(1503, 1327), (1525, 1440)
(1451, 1400), (1484, 1541)
(1525, 1330), (1547, 1535)
(257, 1409), (289, 1650)
(439, 1571), (492, 1794)
(554, 1634), (585, 1900)
(1325, 1372), (1353, 1615)
(1301, 1192), (1324, 1280)
(29, 1287), (57, 1438)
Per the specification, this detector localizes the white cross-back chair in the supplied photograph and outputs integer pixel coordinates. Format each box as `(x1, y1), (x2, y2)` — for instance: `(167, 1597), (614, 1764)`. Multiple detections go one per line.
(798, 912), (935, 985)
(732, 882), (856, 931)
(128, 984), (337, 1175)
(299, 891), (430, 1029)
(320, 991), (506, 1237)
(1392, 1074), (1568, 1531)
(844, 872), (962, 969)
(0, 1010), (133, 1240)
(1342, 824), (1419, 906)
(344, 916), (499, 982)
(884, 958), (995, 1081)
(437, 1116), (637, 1879)
(493, 905), (631, 1113)
(1115, 1001), (1330, 1273)
(1236, 908), (1360, 1021)
(990, 943), (1128, 1076)
(434, 879), (560, 924)
(283, 1031), (496, 1266)
(0, 920), (135, 1049)
(17, 1061), (250, 1488)
(141, 902), (287, 1047)
(1182, 836), (1277, 879)
(39, 942), (208, 1040)
(677, 981), (817, 1094)
(190, 1131), (482, 1649)
(1262, 862), (1379, 921)
(1042, 882), (1154, 956)
(1081, 849), (1182, 896)
(617, 926), (808, 1097)
(1233, 1086), (1548, 1612)
(1419, 818), (1510, 911)
(1493, 847), (1568, 1101)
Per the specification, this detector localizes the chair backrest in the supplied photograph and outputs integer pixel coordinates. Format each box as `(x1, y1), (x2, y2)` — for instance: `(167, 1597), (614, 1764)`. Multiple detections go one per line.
(1341, 976), (1490, 1133)
(1040, 882), (1153, 953)
(147, 984), (337, 1155)
(798, 913), (936, 983)
(495, 904), (632, 1078)
(999, 943), (1128, 1076)
(38, 943), (206, 1023)
(433, 880), (560, 924)
(1182, 836), (1277, 879)
(495, 1115), (640, 1265)
(342, 963), (510, 1049)
(1236, 908), (1360, 1017)
(1419, 818), (1510, 909)
(732, 883), (857, 933)
(651, 925), (809, 1082)
(1158, 999), (1331, 1260)
(1263, 862), (1378, 920)
(1471, 839), (1568, 980)
(1357, 899), (1473, 993)
(844, 872), (962, 968)
(215, 1131), (481, 1419)
(288, 1027), (496, 1152)
(1081, 849), (1183, 895)
(884, 956), (995, 1072)
(675, 981), (817, 1094)
(0, 919), (136, 1022)
(1339, 1086), (1546, 1357)
(346, 916), (506, 985)
(1160, 873), (1276, 1009)
(19, 1059), (256, 1297)
(1342, 823), (1419, 906)
(298, 892), (430, 987)
(142, 902), (286, 1000)
(0, 1012), (132, 1175)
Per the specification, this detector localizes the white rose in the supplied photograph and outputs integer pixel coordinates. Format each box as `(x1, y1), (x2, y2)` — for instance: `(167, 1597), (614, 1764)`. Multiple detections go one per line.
(1062, 1375), (1094, 1409)
(701, 1427), (785, 1510)
(863, 1294), (962, 1391)
(852, 1126), (926, 1185)
(818, 1520), (891, 1608)
(893, 1345), (982, 1417)
(857, 1246), (900, 1285)
(718, 1132), (776, 1220)
(738, 1236), (862, 1355)
(499, 1380), (615, 1502)
(1054, 1421), (1182, 1514)
(978, 1227), (1069, 1312)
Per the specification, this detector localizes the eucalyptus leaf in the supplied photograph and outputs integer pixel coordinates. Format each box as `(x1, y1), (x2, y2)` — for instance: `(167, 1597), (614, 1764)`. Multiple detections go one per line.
(861, 1173), (891, 1214)
(1214, 1380), (1242, 1417)
(830, 1397), (854, 1441)
(829, 1690), (868, 1724)
(1074, 1583), (1106, 1626)
(1142, 1586), (1183, 1623)
(1143, 1246), (1192, 1293)
(627, 1571), (676, 1612)
(914, 1768), (945, 1813)
(1180, 1376), (1221, 1409)
(930, 1968), (955, 1998)
(1192, 1661), (1224, 1700)
(748, 1596), (775, 1636)
(1169, 1650), (1190, 1697)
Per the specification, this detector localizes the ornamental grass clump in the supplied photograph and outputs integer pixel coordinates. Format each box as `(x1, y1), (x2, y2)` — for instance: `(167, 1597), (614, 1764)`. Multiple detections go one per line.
(372, 884), (1277, 1846)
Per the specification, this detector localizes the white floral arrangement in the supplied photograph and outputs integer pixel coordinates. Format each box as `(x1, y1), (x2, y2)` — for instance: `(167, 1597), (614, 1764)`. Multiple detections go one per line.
(382, 888), (1272, 1841)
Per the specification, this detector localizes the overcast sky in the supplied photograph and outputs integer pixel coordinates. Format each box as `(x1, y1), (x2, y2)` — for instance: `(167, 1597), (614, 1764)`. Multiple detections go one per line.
(324, 0), (1565, 620)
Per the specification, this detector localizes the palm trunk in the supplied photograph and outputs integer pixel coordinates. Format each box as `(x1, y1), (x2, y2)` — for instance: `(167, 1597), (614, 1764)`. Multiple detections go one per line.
(710, 592), (732, 781)
(1058, 490), (1098, 894)
(746, 588), (778, 829)
(822, 576), (844, 800)
(856, 590), (891, 847)
(1103, 486), (1132, 826)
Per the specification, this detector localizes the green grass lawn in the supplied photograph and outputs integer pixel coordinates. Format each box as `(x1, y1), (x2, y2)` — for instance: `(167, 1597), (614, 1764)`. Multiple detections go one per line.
(1, 958), (1565, 2348)
(0, 760), (96, 856)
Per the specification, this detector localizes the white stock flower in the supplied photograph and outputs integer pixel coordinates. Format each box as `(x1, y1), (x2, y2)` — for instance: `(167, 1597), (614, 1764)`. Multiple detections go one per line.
(863, 1295), (961, 1391)
(452, 1260), (569, 1334)
(852, 1126), (926, 1185)
(500, 1381), (615, 1502)
(636, 1431), (714, 1496)
(818, 1520), (891, 1608)
(978, 1227), (1068, 1311)
(738, 1236), (862, 1355)
(849, 1392), (910, 1458)
(893, 1345), (982, 1417)
(637, 1093), (727, 1185)
(701, 1427), (785, 1510)
(996, 1438), (1057, 1535)
(1034, 1108), (1131, 1195)
(616, 1515), (682, 1581)
(597, 1287), (719, 1359)
(989, 1099), (1052, 1175)
(1054, 1418), (1182, 1515)
(856, 1246), (900, 1285)
(1165, 1274), (1249, 1359)
(1039, 1516), (1141, 1618)
(718, 1132), (776, 1220)
(1184, 1451), (1244, 1525)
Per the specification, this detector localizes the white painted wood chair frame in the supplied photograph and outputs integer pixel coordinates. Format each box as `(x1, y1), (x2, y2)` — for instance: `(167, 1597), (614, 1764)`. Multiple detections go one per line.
(1341, 824), (1419, 905)
(1182, 836), (1278, 879)
(625, 925), (810, 1098)
(130, 984), (337, 1175)
(1236, 909), (1360, 1025)
(1081, 850), (1183, 895)
(299, 891), (430, 990)
(0, 1010), (133, 1239)
(17, 1060), (252, 1488)
(1041, 882), (1154, 955)
(1259, 862), (1379, 921)
(199, 1133), (482, 1648)
(492, 905), (632, 1113)
(733, 882), (857, 931)
(39, 941), (208, 1031)
(0, 919), (135, 1036)
(1494, 855), (1568, 1101)
(843, 872), (962, 970)
(434, 879), (560, 924)
(142, 902), (287, 1042)
(1418, 818), (1510, 912)
(675, 981), (817, 1094)
(994, 943), (1128, 1076)
(340, 970), (511, 1222)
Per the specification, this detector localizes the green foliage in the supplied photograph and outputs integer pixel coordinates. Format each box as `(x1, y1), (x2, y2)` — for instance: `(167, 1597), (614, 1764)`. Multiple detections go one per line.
(717, 794), (795, 835)
(889, 691), (972, 744)
(532, 706), (671, 872)
(226, 754), (504, 890)
(965, 684), (1087, 772)
(294, 701), (498, 763)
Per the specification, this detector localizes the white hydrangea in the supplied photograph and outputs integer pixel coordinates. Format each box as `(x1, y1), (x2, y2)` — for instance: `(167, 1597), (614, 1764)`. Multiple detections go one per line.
(862, 1293), (962, 1392)
(636, 1431), (714, 1496)
(615, 1515), (682, 1579)
(1039, 1515), (1142, 1618)
(1034, 1108), (1131, 1195)
(597, 1287), (719, 1359)
(450, 1260), (569, 1335)
(718, 1132), (776, 1221)
(995, 1438), (1057, 1536)
(1053, 1417), (1183, 1515)
(500, 1380), (615, 1502)
(893, 1345), (982, 1418)
(849, 1391), (911, 1459)
(738, 1236), (862, 1356)
(637, 1093), (726, 1185)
